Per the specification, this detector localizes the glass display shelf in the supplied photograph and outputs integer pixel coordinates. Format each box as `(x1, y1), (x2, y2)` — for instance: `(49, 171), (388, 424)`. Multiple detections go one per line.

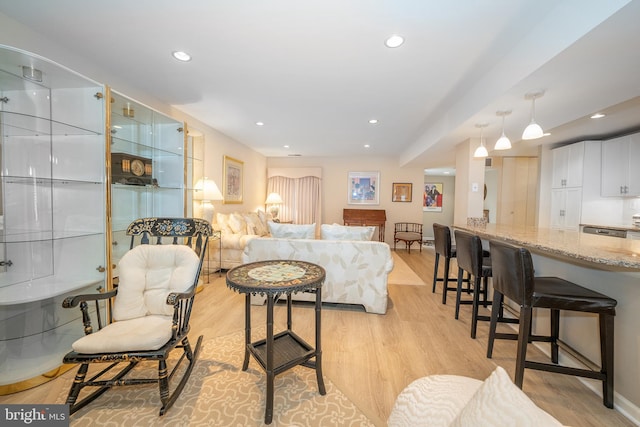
(110, 136), (183, 159)
(1, 176), (103, 186)
(0, 276), (105, 305)
(0, 289), (102, 385)
(0, 111), (102, 137)
(0, 230), (104, 244)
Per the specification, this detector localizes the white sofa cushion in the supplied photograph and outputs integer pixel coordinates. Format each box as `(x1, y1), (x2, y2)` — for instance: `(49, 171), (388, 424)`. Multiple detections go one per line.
(387, 374), (482, 427)
(215, 212), (234, 234)
(113, 244), (199, 320)
(243, 211), (269, 236)
(450, 366), (563, 427)
(71, 315), (173, 353)
(268, 222), (315, 239)
(320, 223), (375, 240)
(227, 212), (247, 234)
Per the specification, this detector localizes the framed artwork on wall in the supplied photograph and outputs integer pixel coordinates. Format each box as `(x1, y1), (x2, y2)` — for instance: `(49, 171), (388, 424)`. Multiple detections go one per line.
(348, 171), (380, 205)
(423, 182), (443, 212)
(392, 182), (412, 202)
(223, 155), (243, 204)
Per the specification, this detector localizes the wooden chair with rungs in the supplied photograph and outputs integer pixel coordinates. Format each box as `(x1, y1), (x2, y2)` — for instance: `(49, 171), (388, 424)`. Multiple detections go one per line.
(393, 222), (423, 253)
(61, 217), (212, 416)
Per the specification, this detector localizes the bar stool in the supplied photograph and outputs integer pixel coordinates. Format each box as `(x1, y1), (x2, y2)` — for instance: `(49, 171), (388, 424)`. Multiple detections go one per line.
(453, 230), (517, 339)
(453, 229), (491, 339)
(486, 239), (617, 408)
(432, 223), (469, 304)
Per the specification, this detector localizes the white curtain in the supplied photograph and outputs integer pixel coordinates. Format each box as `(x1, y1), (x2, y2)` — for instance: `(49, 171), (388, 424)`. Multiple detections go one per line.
(267, 175), (321, 225)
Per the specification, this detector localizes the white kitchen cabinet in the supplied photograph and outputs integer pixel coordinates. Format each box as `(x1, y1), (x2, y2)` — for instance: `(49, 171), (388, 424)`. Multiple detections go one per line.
(601, 133), (640, 196)
(551, 142), (584, 189)
(551, 188), (582, 231)
(0, 47), (106, 385)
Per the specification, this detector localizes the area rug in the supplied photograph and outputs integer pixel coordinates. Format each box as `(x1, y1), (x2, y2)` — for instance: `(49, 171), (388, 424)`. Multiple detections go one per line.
(57, 330), (373, 426)
(388, 252), (426, 286)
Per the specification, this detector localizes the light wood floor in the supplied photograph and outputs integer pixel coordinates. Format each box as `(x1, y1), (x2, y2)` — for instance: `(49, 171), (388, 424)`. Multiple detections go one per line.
(1, 247), (635, 426)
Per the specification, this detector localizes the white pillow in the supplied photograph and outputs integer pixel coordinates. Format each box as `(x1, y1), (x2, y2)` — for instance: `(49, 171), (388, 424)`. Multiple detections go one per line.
(227, 213), (247, 234)
(244, 212), (268, 236)
(320, 223), (375, 241)
(268, 222), (315, 239)
(450, 366), (563, 427)
(215, 212), (233, 234)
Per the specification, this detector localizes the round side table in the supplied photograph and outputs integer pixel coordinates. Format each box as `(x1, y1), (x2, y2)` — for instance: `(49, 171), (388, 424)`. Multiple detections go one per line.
(226, 260), (326, 425)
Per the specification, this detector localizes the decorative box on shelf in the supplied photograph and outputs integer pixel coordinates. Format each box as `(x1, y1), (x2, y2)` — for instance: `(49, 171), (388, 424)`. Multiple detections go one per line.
(111, 153), (154, 186)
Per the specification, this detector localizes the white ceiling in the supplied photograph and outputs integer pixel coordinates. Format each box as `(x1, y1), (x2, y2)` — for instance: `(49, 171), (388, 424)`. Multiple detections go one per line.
(1, 0), (639, 170)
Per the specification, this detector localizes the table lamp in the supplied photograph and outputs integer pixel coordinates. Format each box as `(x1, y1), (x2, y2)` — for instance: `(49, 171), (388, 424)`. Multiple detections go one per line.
(195, 178), (223, 225)
(265, 192), (283, 221)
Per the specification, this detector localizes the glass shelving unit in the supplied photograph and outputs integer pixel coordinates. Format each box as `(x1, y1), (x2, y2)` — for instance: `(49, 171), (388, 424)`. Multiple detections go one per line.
(0, 47), (106, 386)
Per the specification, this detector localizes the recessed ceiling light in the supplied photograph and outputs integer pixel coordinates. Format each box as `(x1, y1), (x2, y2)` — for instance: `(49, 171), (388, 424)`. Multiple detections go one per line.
(591, 113), (606, 119)
(364, 144), (371, 148)
(283, 145), (290, 148)
(172, 51), (192, 62)
(385, 34), (404, 48)
(368, 119), (378, 124)
(256, 121), (264, 126)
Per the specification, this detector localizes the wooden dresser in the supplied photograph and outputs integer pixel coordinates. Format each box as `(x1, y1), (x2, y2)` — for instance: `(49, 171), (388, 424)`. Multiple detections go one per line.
(343, 208), (386, 242)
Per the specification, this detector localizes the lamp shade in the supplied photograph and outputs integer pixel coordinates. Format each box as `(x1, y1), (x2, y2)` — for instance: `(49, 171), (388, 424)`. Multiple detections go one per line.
(494, 132), (512, 150)
(265, 192), (283, 204)
(473, 144), (488, 158)
(195, 178), (223, 201)
(522, 121), (544, 140)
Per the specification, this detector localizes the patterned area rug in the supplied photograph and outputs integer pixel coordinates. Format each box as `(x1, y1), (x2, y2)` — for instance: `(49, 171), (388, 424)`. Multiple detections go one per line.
(388, 252), (426, 286)
(57, 331), (373, 426)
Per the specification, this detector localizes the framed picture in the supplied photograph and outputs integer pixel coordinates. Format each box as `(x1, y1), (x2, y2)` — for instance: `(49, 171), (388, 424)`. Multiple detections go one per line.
(423, 182), (443, 212)
(223, 155), (243, 204)
(348, 171), (380, 205)
(392, 183), (412, 202)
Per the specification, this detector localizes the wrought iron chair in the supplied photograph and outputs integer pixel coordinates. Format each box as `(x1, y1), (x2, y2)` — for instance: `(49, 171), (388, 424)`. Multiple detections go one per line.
(61, 218), (212, 416)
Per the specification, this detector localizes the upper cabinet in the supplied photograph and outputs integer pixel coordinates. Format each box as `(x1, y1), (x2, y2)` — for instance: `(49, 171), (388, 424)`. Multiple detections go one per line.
(550, 141), (587, 231)
(108, 91), (186, 269)
(0, 47), (107, 385)
(601, 133), (640, 196)
(551, 142), (584, 189)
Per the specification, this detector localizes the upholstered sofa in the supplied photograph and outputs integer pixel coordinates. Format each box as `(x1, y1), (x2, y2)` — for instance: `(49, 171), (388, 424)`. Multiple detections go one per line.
(242, 227), (394, 314)
(387, 366), (563, 426)
(209, 211), (272, 270)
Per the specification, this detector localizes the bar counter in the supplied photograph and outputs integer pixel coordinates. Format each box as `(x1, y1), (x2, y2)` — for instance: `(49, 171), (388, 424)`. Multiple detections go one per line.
(455, 223), (640, 270)
(454, 223), (640, 420)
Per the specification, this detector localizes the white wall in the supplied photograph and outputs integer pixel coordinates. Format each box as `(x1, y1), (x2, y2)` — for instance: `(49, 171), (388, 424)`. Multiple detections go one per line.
(266, 156), (424, 244)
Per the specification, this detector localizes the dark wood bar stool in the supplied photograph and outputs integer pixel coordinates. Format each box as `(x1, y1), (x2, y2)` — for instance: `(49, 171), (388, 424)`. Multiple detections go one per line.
(432, 223), (469, 304)
(486, 239), (617, 408)
(453, 229), (491, 339)
(453, 229), (518, 339)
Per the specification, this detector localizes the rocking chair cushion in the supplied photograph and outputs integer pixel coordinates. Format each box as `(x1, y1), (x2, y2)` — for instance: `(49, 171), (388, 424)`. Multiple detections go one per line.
(71, 315), (173, 353)
(113, 244), (200, 321)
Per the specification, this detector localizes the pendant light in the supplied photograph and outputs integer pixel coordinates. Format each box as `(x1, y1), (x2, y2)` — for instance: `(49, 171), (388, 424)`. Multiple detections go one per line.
(494, 110), (512, 150)
(473, 123), (489, 158)
(522, 91), (545, 140)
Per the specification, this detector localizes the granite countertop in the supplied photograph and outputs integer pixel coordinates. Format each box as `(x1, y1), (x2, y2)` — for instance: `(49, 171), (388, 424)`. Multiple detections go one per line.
(454, 224), (640, 270)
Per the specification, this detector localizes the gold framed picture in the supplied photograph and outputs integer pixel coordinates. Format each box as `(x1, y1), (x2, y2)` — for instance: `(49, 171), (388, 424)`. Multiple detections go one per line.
(223, 155), (243, 204)
(392, 182), (412, 202)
